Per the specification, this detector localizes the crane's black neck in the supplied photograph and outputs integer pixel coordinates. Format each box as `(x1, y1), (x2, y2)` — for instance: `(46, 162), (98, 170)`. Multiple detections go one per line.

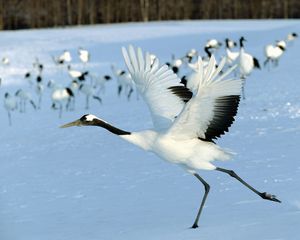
(87, 118), (131, 136)
(225, 38), (229, 48)
(204, 46), (212, 57)
(239, 37), (245, 48)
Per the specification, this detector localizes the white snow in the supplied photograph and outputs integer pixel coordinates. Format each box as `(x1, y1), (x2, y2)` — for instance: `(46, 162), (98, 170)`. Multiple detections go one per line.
(0, 20), (299, 240)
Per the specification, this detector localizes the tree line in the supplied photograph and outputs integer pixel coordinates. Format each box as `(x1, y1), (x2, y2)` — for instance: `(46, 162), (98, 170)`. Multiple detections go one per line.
(0, 0), (299, 30)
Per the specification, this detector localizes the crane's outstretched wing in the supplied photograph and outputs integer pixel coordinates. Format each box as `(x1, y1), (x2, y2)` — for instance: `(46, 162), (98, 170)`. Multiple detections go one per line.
(167, 56), (242, 142)
(122, 45), (192, 130)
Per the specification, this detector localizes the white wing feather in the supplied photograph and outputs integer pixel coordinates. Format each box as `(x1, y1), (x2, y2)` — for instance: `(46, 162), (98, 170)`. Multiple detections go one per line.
(122, 45), (189, 130)
(167, 56), (242, 140)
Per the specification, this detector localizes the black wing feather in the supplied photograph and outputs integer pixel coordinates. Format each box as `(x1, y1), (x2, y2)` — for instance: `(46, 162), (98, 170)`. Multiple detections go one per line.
(203, 95), (240, 142)
(168, 86), (193, 103)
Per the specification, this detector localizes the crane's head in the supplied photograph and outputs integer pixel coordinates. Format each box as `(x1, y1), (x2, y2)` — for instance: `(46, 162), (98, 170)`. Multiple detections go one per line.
(60, 114), (99, 128)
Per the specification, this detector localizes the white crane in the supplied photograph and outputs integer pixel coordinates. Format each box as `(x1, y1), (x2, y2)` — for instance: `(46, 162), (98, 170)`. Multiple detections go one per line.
(225, 38), (239, 66)
(238, 37), (260, 77)
(67, 65), (89, 81)
(33, 58), (43, 74)
(15, 89), (36, 113)
(286, 32), (298, 42)
(264, 40), (286, 68)
(78, 82), (102, 109)
(61, 45), (280, 228)
(78, 47), (90, 64)
(91, 73), (112, 95)
(2, 57), (10, 66)
(111, 65), (134, 100)
(184, 48), (198, 63)
(35, 75), (44, 109)
(67, 80), (80, 110)
(51, 87), (74, 118)
(4, 92), (17, 126)
(225, 38), (237, 49)
(53, 50), (72, 65)
(237, 37), (260, 99)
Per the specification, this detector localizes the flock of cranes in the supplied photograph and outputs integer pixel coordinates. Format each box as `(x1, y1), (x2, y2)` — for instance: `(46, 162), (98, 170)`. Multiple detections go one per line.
(60, 32), (297, 228)
(1, 32), (297, 127)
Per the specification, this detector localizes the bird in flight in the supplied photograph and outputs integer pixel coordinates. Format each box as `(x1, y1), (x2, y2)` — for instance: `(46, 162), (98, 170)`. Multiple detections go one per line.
(61, 45), (280, 228)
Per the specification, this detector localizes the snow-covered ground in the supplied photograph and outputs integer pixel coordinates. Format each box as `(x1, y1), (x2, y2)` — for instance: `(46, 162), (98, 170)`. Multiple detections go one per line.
(0, 20), (299, 240)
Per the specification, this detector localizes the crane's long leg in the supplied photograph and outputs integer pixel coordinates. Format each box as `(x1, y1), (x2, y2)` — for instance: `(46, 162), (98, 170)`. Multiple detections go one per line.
(7, 110), (12, 126)
(191, 173), (210, 229)
(241, 77), (246, 100)
(216, 167), (281, 203)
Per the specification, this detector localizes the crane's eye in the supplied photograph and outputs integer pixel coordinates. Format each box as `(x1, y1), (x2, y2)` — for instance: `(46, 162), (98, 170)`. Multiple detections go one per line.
(80, 114), (89, 121)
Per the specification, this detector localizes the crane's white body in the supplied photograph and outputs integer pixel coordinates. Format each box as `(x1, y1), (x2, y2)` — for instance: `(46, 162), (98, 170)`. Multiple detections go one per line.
(265, 44), (284, 60)
(91, 74), (111, 95)
(78, 48), (89, 63)
(2, 57), (10, 65)
(121, 131), (232, 171)
(226, 48), (239, 65)
(111, 65), (135, 99)
(59, 50), (72, 63)
(52, 88), (71, 102)
(4, 93), (17, 111)
(15, 89), (35, 112)
(4, 93), (17, 125)
(238, 48), (255, 76)
(68, 68), (83, 78)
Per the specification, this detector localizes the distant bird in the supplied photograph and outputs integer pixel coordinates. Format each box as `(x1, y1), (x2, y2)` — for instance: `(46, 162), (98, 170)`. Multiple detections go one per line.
(111, 65), (134, 100)
(61, 45), (280, 228)
(78, 47), (90, 64)
(201, 46), (217, 68)
(91, 74), (112, 95)
(47, 79), (63, 90)
(225, 38), (239, 66)
(238, 37), (260, 99)
(166, 55), (183, 74)
(35, 75), (44, 109)
(33, 58), (43, 74)
(2, 57), (10, 66)
(286, 32), (298, 42)
(4, 92), (17, 126)
(15, 89), (36, 113)
(60, 50), (72, 63)
(184, 48), (198, 63)
(78, 82), (102, 109)
(264, 41), (286, 67)
(206, 39), (222, 49)
(53, 50), (72, 65)
(24, 71), (33, 86)
(225, 38), (237, 49)
(68, 65), (89, 81)
(51, 87), (74, 118)
(68, 80), (80, 110)
(204, 46), (213, 59)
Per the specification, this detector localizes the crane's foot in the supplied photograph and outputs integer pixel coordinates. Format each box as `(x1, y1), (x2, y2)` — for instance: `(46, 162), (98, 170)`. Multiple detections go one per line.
(190, 223), (199, 229)
(260, 192), (281, 203)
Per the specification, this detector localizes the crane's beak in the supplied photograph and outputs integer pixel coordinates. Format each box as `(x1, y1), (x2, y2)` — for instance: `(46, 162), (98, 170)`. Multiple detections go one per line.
(60, 119), (82, 128)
